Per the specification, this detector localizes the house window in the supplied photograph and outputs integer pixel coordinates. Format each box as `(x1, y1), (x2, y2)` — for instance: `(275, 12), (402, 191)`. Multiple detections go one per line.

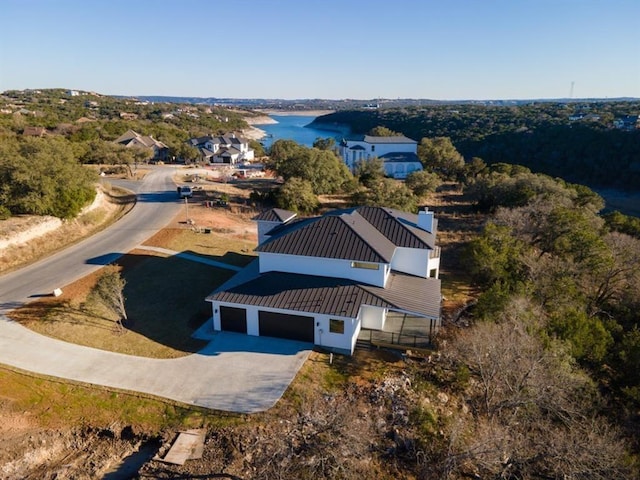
(371, 145), (375, 152)
(351, 261), (380, 270)
(429, 268), (438, 278)
(330, 319), (345, 334)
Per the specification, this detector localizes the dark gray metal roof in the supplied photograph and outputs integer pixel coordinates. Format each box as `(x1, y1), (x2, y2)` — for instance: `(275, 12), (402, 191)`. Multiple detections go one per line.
(329, 206), (437, 250)
(207, 270), (441, 319)
(253, 208), (297, 223)
(363, 135), (417, 144)
(255, 212), (397, 263)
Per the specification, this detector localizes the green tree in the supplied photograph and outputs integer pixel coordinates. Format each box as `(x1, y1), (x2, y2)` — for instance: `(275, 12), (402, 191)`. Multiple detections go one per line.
(405, 170), (441, 198)
(276, 177), (318, 214)
(312, 137), (336, 151)
(352, 178), (417, 212)
(367, 126), (402, 136)
(354, 157), (386, 188)
(417, 136), (465, 180)
(0, 136), (97, 218)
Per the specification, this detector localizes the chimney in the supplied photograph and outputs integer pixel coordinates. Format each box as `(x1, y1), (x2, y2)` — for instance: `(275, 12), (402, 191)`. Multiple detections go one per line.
(418, 207), (434, 233)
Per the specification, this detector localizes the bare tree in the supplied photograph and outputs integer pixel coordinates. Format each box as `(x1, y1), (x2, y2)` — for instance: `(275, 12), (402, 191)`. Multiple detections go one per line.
(88, 265), (128, 331)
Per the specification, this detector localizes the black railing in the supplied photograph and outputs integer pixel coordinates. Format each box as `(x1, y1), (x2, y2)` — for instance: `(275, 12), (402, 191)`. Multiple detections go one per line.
(359, 329), (434, 350)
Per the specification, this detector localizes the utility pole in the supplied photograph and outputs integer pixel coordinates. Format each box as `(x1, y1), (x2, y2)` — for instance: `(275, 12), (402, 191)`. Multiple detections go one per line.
(185, 197), (189, 223)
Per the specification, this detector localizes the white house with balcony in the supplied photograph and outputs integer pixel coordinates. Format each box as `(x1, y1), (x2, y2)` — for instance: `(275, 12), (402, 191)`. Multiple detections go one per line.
(339, 135), (423, 179)
(206, 205), (441, 355)
(188, 133), (255, 164)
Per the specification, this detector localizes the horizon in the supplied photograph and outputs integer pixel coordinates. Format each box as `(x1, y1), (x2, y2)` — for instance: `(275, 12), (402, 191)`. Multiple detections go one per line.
(1, 0), (639, 100)
(5, 88), (639, 104)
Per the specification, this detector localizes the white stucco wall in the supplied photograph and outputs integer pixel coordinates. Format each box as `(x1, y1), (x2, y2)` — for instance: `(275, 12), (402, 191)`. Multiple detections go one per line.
(391, 247), (429, 278)
(360, 305), (386, 330)
(315, 314), (358, 355)
(211, 301), (359, 355)
(259, 252), (387, 287)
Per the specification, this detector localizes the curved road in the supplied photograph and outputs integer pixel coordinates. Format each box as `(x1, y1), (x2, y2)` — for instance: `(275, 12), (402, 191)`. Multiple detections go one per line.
(0, 167), (182, 311)
(0, 167), (310, 413)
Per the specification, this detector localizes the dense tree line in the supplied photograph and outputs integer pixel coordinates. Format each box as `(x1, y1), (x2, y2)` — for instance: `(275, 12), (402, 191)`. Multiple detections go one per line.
(0, 135), (97, 218)
(312, 103), (640, 189)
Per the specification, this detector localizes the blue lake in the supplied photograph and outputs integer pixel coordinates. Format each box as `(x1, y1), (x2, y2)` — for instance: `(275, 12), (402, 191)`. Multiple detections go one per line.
(259, 115), (348, 149)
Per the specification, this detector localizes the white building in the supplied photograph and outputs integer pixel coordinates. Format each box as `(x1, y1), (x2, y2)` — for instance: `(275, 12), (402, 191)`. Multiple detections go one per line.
(339, 135), (423, 179)
(189, 133), (255, 164)
(206, 206), (441, 355)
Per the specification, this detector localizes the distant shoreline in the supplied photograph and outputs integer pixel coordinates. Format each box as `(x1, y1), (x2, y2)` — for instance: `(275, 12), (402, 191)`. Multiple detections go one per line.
(255, 109), (335, 117)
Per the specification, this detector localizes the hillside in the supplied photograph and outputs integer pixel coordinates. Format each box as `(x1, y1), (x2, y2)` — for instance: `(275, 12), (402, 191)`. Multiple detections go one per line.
(311, 102), (640, 191)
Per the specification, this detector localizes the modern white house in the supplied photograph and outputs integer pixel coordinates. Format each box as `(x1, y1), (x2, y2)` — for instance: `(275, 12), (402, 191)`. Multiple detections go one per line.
(206, 205), (441, 355)
(339, 135), (423, 179)
(188, 133), (255, 164)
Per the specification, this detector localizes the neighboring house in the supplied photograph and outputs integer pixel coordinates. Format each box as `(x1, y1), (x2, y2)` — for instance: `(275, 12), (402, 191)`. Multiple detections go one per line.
(206, 205), (441, 355)
(188, 133), (255, 165)
(339, 135), (423, 179)
(114, 129), (169, 161)
(613, 115), (639, 131)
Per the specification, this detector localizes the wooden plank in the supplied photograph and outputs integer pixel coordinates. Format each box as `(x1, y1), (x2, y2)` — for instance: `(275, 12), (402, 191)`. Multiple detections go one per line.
(159, 429), (206, 465)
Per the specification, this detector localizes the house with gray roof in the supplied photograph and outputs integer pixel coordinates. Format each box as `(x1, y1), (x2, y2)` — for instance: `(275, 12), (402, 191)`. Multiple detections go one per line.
(114, 129), (169, 161)
(188, 133), (255, 165)
(206, 205), (441, 355)
(339, 134), (423, 179)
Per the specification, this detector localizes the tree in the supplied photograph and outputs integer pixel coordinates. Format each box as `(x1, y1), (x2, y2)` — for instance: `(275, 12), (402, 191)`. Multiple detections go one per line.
(405, 170), (441, 198)
(276, 177), (318, 214)
(368, 126), (402, 136)
(88, 266), (128, 331)
(352, 178), (417, 212)
(417, 136), (465, 180)
(312, 137), (336, 151)
(267, 140), (351, 195)
(354, 157), (386, 188)
(0, 136), (97, 218)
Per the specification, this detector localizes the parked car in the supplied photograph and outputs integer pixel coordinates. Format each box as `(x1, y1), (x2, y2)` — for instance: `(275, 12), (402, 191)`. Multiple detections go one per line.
(177, 185), (193, 198)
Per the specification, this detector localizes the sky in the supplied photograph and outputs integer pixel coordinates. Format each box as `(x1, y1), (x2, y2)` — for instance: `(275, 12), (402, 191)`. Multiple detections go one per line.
(1, 0), (639, 100)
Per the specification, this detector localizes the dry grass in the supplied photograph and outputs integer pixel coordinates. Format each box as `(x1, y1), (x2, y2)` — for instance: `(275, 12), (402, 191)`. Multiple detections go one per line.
(10, 251), (235, 358)
(424, 183), (484, 315)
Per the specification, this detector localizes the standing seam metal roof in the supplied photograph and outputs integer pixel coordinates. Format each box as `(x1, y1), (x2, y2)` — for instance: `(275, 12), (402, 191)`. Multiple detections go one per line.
(207, 271), (441, 319)
(255, 213), (397, 263)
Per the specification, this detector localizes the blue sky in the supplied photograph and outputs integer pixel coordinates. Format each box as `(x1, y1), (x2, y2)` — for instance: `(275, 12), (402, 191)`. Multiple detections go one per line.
(1, 0), (638, 100)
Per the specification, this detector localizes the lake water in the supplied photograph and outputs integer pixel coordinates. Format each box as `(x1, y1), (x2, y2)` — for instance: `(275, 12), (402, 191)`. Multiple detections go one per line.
(259, 115), (347, 149)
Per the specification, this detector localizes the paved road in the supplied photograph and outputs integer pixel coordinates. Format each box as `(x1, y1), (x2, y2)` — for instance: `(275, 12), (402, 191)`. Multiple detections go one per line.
(0, 167), (311, 413)
(0, 167), (183, 311)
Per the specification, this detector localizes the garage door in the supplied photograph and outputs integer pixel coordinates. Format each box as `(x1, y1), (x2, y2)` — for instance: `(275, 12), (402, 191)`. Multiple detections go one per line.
(258, 311), (314, 342)
(220, 306), (247, 333)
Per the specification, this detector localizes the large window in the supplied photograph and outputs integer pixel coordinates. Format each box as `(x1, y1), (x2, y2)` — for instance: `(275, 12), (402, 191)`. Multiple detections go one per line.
(351, 261), (379, 270)
(329, 319), (345, 334)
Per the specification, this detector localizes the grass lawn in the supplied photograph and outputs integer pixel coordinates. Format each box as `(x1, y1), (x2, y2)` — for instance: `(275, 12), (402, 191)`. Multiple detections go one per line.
(11, 251), (235, 359)
(144, 228), (256, 267)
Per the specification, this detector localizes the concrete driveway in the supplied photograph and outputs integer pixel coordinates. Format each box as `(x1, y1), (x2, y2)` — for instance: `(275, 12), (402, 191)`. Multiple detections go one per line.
(0, 320), (311, 413)
(0, 167), (312, 413)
